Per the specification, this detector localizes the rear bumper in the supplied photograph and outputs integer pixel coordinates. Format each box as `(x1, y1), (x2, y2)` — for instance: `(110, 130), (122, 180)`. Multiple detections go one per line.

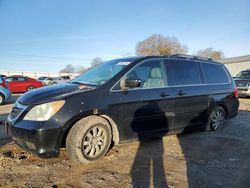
(5, 119), (61, 158)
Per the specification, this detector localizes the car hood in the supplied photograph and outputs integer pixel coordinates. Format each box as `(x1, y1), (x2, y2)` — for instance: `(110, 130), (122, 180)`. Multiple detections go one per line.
(18, 83), (93, 105)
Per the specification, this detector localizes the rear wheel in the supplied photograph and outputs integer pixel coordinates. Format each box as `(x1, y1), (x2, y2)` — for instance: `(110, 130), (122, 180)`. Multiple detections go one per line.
(66, 116), (112, 164)
(207, 106), (226, 131)
(27, 86), (36, 91)
(0, 94), (4, 105)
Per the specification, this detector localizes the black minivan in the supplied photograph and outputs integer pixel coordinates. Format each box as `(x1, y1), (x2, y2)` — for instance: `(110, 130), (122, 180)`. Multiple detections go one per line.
(6, 55), (239, 163)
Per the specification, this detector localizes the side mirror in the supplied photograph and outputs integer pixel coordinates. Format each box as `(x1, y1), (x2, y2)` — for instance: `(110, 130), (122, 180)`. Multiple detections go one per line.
(121, 79), (141, 90)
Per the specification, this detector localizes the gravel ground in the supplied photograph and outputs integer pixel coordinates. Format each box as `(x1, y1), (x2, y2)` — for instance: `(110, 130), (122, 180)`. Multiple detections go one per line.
(0, 95), (249, 188)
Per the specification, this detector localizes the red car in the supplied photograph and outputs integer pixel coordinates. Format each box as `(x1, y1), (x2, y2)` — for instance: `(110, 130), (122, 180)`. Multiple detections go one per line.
(4, 75), (44, 93)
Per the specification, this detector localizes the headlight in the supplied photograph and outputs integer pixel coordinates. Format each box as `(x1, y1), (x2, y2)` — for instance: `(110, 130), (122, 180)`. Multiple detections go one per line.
(24, 100), (65, 121)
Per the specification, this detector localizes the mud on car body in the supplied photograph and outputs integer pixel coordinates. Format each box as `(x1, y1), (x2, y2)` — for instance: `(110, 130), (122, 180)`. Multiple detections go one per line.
(6, 55), (239, 163)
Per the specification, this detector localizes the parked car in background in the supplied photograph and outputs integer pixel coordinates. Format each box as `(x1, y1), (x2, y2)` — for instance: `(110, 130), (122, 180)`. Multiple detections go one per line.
(6, 55), (239, 164)
(60, 76), (71, 81)
(4, 75), (44, 93)
(233, 69), (250, 97)
(0, 76), (12, 105)
(43, 76), (71, 85)
(37, 76), (49, 82)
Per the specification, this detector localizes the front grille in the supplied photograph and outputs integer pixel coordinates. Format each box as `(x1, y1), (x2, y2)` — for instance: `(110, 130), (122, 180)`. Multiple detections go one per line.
(8, 102), (28, 122)
(235, 81), (250, 87)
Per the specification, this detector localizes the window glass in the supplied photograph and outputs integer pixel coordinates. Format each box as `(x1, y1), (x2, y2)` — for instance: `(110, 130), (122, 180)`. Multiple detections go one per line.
(236, 71), (250, 79)
(171, 60), (200, 86)
(72, 59), (131, 86)
(114, 59), (166, 90)
(5, 77), (13, 82)
(202, 63), (230, 84)
(16, 77), (26, 81)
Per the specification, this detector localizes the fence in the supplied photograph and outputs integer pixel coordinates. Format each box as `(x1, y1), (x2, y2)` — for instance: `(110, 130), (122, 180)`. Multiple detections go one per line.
(0, 70), (79, 79)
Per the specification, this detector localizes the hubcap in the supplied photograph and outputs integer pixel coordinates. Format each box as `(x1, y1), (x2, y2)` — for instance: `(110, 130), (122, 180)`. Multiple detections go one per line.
(28, 87), (34, 91)
(211, 111), (224, 130)
(0, 96), (3, 104)
(82, 126), (107, 158)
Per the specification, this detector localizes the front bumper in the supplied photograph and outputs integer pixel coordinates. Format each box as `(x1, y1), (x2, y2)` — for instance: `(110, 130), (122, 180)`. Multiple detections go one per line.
(238, 87), (250, 97)
(5, 119), (62, 158)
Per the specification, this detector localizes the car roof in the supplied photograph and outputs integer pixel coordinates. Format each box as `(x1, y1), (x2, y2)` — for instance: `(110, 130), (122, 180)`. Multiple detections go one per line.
(6, 75), (26, 78)
(119, 54), (222, 65)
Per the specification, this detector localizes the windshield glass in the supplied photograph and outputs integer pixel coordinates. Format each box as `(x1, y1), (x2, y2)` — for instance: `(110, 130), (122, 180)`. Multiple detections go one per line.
(236, 71), (250, 79)
(71, 59), (131, 85)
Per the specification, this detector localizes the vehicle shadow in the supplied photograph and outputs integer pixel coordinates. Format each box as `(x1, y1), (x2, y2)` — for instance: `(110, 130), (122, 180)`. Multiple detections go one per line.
(130, 102), (168, 187)
(130, 104), (250, 187)
(177, 110), (250, 188)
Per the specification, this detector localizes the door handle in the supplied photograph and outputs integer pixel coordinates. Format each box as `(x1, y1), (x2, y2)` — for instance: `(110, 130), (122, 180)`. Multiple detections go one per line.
(160, 92), (169, 97)
(177, 91), (186, 96)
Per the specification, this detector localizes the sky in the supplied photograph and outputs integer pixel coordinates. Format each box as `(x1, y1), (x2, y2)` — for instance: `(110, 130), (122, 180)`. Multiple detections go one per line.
(0, 0), (249, 72)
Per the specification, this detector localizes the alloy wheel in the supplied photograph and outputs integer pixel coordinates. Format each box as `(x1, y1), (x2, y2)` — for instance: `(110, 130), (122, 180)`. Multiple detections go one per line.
(210, 110), (224, 130)
(82, 126), (107, 159)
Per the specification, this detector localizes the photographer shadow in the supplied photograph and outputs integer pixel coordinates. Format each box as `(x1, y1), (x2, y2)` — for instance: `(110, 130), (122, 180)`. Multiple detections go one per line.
(130, 102), (169, 187)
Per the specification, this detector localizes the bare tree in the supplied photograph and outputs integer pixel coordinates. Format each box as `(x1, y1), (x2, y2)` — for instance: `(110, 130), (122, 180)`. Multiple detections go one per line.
(91, 57), (103, 67)
(194, 48), (224, 60)
(77, 66), (88, 74)
(59, 64), (76, 73)
(136, 34), (188, 56)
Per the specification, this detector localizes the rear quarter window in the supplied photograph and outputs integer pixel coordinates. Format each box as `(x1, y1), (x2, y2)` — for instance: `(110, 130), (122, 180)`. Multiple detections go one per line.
(202, 63), (230, 84)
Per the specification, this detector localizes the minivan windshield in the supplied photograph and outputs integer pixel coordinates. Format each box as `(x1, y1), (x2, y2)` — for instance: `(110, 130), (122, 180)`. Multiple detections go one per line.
(71, 59), (131, 86)
(236, 71), (250, 79)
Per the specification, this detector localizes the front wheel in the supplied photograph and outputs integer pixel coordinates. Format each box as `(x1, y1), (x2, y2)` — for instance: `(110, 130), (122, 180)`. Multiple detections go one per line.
(0, 94), (4, 105)
(66, 116), (112, 164)
(207, 106), (226, 131)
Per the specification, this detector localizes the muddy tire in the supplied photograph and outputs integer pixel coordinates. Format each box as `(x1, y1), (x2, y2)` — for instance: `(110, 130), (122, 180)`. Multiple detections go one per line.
(206, 106), (226, 131)
(66, 116), (112, 164)
(0, 94), (4, 105)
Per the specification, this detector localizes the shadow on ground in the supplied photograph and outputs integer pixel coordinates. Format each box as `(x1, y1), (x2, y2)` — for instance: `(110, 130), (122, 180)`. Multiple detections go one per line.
(130, 107), (250, 188)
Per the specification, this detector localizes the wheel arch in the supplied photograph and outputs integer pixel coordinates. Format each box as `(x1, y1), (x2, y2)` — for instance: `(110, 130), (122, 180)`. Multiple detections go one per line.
(216, 103), (228, 119)
(0, 92), (5, 99)
(60, 114), (120, 148)
(0, 92), (5, 103)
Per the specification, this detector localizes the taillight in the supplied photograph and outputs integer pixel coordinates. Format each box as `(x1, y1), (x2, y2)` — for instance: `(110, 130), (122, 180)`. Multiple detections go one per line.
(0, 80), (7, 88)
(234, 88), (238, 97)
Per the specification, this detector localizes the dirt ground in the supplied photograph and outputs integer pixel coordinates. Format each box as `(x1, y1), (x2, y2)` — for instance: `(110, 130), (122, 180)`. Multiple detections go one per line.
(0, 95), (250, 188)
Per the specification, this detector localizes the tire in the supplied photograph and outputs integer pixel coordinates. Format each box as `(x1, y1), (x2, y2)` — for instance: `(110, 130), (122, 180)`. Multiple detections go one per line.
(206, 106), (226, 131)
(0, 94), (4, 105)
(66, 116), (112, 164)
(51, 82), (57, 85)
(27, 86), (36, 91)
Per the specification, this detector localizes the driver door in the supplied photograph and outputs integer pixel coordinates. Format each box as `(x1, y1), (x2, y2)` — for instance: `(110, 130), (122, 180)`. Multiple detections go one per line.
(108, 58), (174, 141)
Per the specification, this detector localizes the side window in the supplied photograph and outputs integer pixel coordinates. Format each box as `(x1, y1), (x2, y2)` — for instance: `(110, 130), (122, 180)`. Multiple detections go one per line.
(16, 77), (26, 82)
(170, 60), (201, 86)
(113, 59), (167, 90)
(5, 77), (13, 82)
(202, 63), (230, 84)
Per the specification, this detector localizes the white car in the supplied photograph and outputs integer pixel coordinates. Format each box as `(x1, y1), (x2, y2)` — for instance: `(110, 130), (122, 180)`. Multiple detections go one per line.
(43, 76), (71, 85)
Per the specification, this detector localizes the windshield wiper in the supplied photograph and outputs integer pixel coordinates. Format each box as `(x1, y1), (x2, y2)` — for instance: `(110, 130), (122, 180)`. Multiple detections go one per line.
(70, 81), (98, 86)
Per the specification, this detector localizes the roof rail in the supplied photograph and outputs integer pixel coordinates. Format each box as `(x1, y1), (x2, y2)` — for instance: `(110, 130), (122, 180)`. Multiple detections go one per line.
(170, 54), (214, 61)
